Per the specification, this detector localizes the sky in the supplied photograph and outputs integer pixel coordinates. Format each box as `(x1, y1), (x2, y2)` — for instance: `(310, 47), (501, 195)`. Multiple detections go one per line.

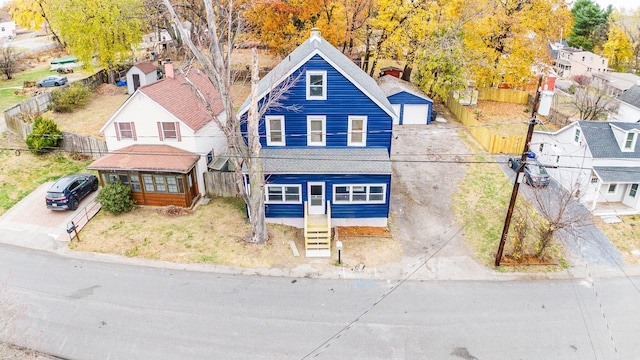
(593, 0), (639, 10)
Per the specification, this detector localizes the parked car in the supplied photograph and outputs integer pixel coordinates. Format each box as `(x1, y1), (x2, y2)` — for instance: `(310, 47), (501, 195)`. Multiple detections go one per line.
(507, 157), (550, 187)
(36, 75), (68, 87)
(45, 174), (99, 210)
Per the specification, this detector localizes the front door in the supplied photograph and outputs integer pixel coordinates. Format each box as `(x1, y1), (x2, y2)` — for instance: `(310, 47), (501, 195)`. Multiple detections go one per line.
(307, 182), (325, 215)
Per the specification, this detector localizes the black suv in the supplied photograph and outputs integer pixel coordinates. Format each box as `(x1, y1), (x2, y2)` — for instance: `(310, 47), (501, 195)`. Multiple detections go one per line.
(45, 174), (99, 210)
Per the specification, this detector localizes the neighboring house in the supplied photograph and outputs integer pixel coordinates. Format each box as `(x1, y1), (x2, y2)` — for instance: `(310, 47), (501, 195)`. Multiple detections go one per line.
(591, 72), (640, 97)
(614, 85), (640, 123)
(0, 21), (16, 41)
(126, 61), (159, 95)
(377, 75), (433, 125)
(237, 29), (397, 256)
(532, 121), (640, 216)
(554, 47), (609, 78)
(142, 29), (174, 51)
(88, 63), (227, 208)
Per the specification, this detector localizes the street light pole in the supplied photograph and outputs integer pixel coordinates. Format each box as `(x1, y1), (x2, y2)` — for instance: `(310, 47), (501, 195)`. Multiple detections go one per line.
(495, 76), (544, 266)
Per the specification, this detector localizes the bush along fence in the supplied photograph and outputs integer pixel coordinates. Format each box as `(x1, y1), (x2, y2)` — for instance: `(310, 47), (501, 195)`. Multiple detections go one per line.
(446, 89), (527, 155)
(3, 70), (108, 158)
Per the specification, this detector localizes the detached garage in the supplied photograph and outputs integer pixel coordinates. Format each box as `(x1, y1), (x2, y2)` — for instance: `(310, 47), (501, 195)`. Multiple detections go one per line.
(377, 75), (433, 125)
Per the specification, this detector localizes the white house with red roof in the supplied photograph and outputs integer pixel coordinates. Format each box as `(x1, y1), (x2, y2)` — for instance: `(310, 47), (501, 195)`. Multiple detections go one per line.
(89, 63), (227, 208)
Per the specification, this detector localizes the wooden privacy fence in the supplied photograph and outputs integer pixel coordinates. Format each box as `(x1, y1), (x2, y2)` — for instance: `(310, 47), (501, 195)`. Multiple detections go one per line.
(446, 93), (526, 155)
(203, 171), (238, 198)
(477, 88), (529, 104)
(3, 71), (108, 157)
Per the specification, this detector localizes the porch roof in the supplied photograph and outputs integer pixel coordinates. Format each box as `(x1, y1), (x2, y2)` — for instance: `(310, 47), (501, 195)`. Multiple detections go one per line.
(88, 145), (199, 173)
(593, 166), (640, 183)
(252, 148), (391, 175)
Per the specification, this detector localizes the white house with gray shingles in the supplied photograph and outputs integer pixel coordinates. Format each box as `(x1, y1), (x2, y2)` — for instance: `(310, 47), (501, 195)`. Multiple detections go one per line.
(614, 85), (640, 123)
(532, 121), (640, 215)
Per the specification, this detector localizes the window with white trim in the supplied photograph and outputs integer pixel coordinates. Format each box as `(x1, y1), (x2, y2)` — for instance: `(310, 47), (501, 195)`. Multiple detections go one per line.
(630, 184), (638, 198)
(348, 116), (367, 146)
(333, 184), (386, 204)
(159, 122), (180, 141)
(624, 132), (635, 150)
(538, 143), (544, 153)
(265, 185), (301, 204)
(115, 122), (136, 140)
(306, 71), (326, 100)
(574, 128), (581, 143)
(608, 184), (617, 193)
(307, 116), (326, 146)
(266, 115), (286, 146)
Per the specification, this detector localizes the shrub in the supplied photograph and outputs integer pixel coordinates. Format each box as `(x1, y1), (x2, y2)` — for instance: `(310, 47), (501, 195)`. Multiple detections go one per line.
(51, 82), (91, 112)
(96, 181), (136, 215)
(25, 116), (63, 154)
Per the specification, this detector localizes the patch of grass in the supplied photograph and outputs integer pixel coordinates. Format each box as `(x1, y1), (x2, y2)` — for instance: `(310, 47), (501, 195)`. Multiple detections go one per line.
(594, 215), (640, 265)
(453, 133), (568, 271)
(0, 144), (93, 215)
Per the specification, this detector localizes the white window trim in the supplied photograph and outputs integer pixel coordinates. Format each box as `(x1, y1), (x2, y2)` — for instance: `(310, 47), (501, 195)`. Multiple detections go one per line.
(306, 70), (327, 100)
(608, 184), (617, 193)
(264, 184), (302, 204)
(265, 115), (286, 146)
(623, 132), (637, 151)
(348, 116), (367, 146)
(307, 116), (326, 146)
(332, 184), (387, 204)
(574, 128), (581, 143)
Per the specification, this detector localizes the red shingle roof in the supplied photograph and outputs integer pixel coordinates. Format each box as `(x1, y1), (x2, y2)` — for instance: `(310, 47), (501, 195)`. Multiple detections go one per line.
(139, 68), (224, 132)
(88, 145), (199, 173)
(133, 61), (157, 74)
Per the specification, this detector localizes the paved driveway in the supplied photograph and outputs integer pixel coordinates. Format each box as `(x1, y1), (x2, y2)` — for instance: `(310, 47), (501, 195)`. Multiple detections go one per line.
(0, 181), (98, 251)
(388, 105), (493, 278)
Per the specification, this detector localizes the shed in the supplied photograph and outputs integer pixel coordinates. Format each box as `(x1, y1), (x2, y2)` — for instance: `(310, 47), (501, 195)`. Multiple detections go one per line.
(50, 56), (79, 71)
(377, 75), (433, 125)
(126, 61), (159, 95)
(379, 66), (403, 78)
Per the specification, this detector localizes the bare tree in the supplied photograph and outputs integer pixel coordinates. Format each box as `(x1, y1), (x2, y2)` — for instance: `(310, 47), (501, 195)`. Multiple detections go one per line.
(567, 76), (617, 120)
(528, 184), (590, 259)
(162, 0), (296, 244)
(0, 46), (20, 80)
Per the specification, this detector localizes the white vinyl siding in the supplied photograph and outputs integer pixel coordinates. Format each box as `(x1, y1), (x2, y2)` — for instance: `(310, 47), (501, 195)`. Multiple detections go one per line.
(348, 116), (367, 146)
(266, 115), (286, 146)
(333, 184), (386, 204)
(307, 116), (326, 146)
(265, 185), (302, 204)
(306, 70), (327, 100)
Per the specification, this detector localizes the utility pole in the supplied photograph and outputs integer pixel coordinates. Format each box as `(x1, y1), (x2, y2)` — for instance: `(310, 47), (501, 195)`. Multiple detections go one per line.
(495, 76), (544, 266)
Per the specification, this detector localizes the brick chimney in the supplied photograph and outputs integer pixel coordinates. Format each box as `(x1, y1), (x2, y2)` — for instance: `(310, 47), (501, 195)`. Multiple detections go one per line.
(164, 58), (174, 79)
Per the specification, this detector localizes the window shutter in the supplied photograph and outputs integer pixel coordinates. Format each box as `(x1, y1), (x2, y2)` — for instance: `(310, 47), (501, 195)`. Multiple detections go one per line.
(175, 122), (181, 141)
(131, 122), (137, 141)
(114, 123), (121, 141)
(157, 122), (163, 141)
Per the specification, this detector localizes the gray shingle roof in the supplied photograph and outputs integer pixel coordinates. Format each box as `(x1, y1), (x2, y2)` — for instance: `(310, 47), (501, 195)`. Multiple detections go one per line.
(376, 75), (433, 102)
(618, 85), (640, 109)
(579, 121), (640, 159)
(252, 148), (391, 174)
(592, 166), (640, 183)
(238, 30), (396, 119)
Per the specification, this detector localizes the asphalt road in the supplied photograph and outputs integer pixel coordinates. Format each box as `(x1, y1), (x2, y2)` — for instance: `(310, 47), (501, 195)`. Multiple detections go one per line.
(1, 244), (639, 360)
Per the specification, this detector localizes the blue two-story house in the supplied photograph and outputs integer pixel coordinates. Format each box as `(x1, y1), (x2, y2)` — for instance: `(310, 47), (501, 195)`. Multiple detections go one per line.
(238, 29), (397, 256)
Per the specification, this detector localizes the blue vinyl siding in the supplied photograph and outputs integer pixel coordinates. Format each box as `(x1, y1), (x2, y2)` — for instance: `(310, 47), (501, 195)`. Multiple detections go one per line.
(387, 92), (433, 125)
(241, 54), (393, 152)
(262, 173), (391, 219)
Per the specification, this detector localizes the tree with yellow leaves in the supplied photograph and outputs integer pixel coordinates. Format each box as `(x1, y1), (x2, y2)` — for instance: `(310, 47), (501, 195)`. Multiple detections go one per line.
(602, 26), (633, 71)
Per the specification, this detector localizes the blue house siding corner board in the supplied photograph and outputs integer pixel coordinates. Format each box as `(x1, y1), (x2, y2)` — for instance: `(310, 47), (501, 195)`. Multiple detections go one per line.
(262, 173), (391, 220)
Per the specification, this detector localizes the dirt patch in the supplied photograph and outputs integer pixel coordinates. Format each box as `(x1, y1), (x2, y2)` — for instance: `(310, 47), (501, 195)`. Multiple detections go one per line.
(336, 226), (391, 237)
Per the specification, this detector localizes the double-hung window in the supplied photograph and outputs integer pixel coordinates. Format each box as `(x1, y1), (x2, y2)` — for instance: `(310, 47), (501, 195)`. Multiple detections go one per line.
(266, 115), (286, 146)
(307, 116), (326, 146)
(306, 71), (327, 100)
(115, 122), (136, 140)
(630, 184), (638, 198)
(333, 184), (386, 204)
(574, 128), (581, 143)
(265, 185), (301, 204)
(624, 132), (636, 150)
(158, 122), (181, 141)
(348, 116), (367, 146)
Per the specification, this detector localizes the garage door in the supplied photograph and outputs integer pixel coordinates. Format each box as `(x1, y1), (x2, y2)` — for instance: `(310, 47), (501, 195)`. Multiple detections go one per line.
(391, 104), (401, 125)
(402, 104), (429, 125)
